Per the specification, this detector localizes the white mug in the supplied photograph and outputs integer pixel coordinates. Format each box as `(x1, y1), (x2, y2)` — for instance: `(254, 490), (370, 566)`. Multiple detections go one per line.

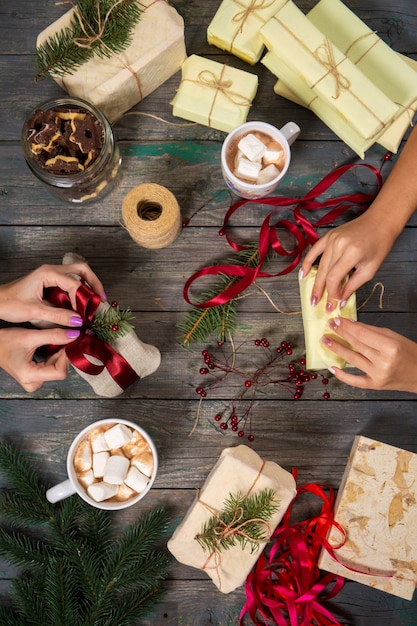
(221, 121), (300, 199)
(46, 418), (158, 510)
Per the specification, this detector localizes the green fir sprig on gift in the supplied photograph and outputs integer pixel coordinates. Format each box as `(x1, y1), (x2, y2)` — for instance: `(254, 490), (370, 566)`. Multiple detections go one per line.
(178, 243), (261, 346)
(35, 0), (145, 81)
(0, 441), (170, 626)
(195, 488), (279, 555)
(91, 302), (134, 342)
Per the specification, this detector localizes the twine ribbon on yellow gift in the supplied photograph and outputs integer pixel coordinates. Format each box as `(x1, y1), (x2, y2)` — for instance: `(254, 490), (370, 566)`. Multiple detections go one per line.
(181, 67), (252, 128)
(229, 0), (278, 51)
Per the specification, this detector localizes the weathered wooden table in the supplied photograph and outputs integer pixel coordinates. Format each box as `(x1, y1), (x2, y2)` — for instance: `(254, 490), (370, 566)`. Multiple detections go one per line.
(1, 0), (417, 624)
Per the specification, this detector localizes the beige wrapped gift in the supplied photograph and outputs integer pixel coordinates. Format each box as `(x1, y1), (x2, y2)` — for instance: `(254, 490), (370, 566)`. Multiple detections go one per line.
(170, 55), (258, 133)
(299, 266), (356, 371)
(260, 1), (399, 140)
(62, 252), (161, 397)
(37, 0), (187, 123)
(167, 445), (296, 593)
(318, 436), (417, 600)
(207, 0), (287, 65)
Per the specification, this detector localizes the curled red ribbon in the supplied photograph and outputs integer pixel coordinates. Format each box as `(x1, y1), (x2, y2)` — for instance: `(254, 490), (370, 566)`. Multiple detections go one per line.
(184, 163), (383, 308)
(240, 481), (346, 626)
(46, 282), (139, 391)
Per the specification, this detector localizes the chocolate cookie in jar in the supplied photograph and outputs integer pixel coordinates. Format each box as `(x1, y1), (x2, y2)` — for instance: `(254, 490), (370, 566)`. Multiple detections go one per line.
(21, 96), (121, 203)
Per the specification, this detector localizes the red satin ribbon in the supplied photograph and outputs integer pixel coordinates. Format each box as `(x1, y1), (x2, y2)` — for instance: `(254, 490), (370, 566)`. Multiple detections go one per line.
(45, 283), (139, 390)
(184, 163), (383, 308)
(240, 481), (346, 626)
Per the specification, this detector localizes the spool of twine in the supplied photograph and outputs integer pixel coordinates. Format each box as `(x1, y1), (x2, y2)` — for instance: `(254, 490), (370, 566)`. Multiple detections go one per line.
(122, 183), (182, 249)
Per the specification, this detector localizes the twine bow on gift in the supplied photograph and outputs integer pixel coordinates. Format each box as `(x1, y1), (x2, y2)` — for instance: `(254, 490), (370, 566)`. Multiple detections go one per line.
(183, 162), (384, 309)
(45, 282), (139, 390)
(314, 38), (351, 99)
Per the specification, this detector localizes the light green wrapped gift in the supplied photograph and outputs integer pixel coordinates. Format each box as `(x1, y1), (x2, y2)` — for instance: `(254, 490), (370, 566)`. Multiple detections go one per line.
(299, 266), (356, 371)
(207, 0), (287, 65)
(260, 1), (399, 140)
(170, 55), (258, 132)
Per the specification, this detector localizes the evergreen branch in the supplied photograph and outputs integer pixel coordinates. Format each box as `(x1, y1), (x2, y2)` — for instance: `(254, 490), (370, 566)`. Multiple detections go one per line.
(0, 528), (56, 570)
(10, 574), (48, 625)
(102, 586), (167, 626)
(179, 243), (260, 346)
(196, 488), (279, 554)
(36, 0), (145, 81)
(0, 606), (26, 626)
(91, 305), (135, 343)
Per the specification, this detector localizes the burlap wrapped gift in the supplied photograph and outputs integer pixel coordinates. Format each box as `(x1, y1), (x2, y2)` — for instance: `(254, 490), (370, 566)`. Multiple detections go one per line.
(35, 252), (161, 397)
(319, 436), (417, 600)
(37, 0), (187, 123)
(299, 266), (356, 371)
(167, 445), (296, 593)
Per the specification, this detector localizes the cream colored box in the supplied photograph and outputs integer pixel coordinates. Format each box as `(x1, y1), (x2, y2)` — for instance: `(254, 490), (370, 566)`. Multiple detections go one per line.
(167, 445), (296, 593)
(318, 436), (417, 600)
(207, 0), (287, 65)
(37, 0), (187, 123)
(171, 55), (258, 133)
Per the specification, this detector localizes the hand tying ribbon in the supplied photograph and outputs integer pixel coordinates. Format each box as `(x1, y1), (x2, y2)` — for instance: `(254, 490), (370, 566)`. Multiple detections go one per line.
(45, 282), (139, 391)
(183, 162), (383, 309)
(240, 481), (346, 626)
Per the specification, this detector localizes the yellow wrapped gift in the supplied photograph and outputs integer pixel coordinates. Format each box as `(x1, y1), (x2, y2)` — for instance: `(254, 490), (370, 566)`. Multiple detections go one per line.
(260, 1), (399, 140)
(170, 55), (258, 132)
(207, 0), (287, 65)
(299, 266), (356, 371)
(318, 436), (417, 600)
(37, 0), (187, 124)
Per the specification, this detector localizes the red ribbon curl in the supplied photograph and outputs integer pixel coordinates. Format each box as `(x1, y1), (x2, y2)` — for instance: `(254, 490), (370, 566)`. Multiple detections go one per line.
(184, 163), (383, 308)
(46, 283), (139, 391)
(240, 481), (346, 626)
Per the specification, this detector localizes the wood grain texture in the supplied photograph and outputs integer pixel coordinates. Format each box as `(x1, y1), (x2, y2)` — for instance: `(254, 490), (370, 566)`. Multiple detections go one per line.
(0, 0), (417, 623)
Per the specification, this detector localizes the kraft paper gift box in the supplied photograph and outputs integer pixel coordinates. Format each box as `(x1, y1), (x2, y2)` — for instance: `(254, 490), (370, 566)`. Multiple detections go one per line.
(299, 266), (356, 371)
(318, 436), (417, 600)
(167, 445), (296, 593)
(260, 1), (399, 140)
(170, 54), (258, 133)
(207, 0), (287, 65)
(37, 0), (187, 124)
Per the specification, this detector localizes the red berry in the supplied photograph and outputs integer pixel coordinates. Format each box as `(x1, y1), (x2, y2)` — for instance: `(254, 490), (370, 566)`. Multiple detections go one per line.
(218, 229), (225, 237)
(254, 339), (261, 346)
(286, 348), (293, 355)
(214, 414), (222, 421)
(217, 340), (224, 346)
(199, 368), (209, 375)
(196, 387), (206, 397)
(244, 380), (252, 388)
(323, 392), (330, 400)
(231, 425), (238, 432)
(247, 434), (255, 442)
(202, 350), (209, 356)
(111, 324), (119, 332)
(220, 422), (228, 430)
(111, 300), (118, 308)
(238, 430), (245, 438)
(310, 373), (318, 380)
(299, 357), (306, 365)
(322, 378), (329, 385)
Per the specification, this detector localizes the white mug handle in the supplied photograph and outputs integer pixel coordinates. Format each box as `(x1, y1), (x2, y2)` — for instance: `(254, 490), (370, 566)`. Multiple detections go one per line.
(280, 121), (301, 146)
(46, 479), (76, 503)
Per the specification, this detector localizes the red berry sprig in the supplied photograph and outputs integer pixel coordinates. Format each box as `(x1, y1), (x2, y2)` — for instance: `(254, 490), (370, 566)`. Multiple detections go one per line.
(195, 338), (332, 441)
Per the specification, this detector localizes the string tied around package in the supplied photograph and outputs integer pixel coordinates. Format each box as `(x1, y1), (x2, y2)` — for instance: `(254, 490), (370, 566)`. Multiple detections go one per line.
(122, 182), (182, 249)
(183, 162), (384, 309)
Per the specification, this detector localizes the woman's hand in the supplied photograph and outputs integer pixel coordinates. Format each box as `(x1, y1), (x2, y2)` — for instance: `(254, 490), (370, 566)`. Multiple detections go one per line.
(0, 263), (105, 327)
(300, 211), (397, 312)
(321, 317), (417, 393)
(0, 327), (81, 392)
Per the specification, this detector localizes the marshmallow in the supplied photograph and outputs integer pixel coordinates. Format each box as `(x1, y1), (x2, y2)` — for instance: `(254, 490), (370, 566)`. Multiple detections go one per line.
(234, 157), (261, 182)
(115, 483), (136, 502)
(131, 450), (154, 477)
(125, 466), (150, 494)
(123, 432), (149, 458)
(87, 481), (118, 502)
(93, 451), (110, 478)
(103, 455), (129, 485)
(263, 141), (284, 166)
(238, 133), (266, 162)
(90, 430), (110, 453)
(73, 439), (93, 473)
(77, 469), (95, 488)
(103, 423), (133, 449)
(257, 163), (280, 185)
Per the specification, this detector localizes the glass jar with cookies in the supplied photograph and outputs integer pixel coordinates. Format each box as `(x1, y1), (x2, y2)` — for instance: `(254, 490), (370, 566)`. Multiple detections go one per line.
(21, 96), (121, 203)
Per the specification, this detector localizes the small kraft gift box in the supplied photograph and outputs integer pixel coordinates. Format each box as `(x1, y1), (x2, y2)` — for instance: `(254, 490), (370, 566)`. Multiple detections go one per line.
(318, 435), (417, 600)
(167, 445), (296, 593)
(36, 0), (187, 123)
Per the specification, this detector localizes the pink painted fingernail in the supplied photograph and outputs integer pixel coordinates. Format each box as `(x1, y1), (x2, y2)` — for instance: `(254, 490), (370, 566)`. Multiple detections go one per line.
(321, 335), (332, 347)
(298, 268), (304, 280)
(66, 329), (80, 339)
(333, 316), (341, 326)
(102, 291), (107, 301)
(340, 299), (347, 309)
(326, 302), (334, 313)
(69, 316), (83, 327)
(328, 319), (338, 331)
(328, 366), (336, 375)
(311, 294), (318, 307)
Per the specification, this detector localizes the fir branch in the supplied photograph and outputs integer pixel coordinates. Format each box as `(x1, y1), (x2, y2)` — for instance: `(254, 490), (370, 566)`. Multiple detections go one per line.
(0, 528), (56, 570)
(91, 305), (135, 343)
(179, 243), (260, 346)
(36, 0), (145, 81)
(196, 488), (279, 554)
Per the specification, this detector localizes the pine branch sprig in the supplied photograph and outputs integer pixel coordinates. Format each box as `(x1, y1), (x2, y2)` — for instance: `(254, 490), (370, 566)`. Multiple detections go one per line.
(91, 305), (135, 343)
(36, 0), (145, 81)
(196, 488), (279, 555)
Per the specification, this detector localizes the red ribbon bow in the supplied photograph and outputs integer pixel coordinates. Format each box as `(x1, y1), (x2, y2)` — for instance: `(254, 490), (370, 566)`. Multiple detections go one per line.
(46, 282), (139, 391)
(184, 163), (383, 308)
(240, 481), (346, 626)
